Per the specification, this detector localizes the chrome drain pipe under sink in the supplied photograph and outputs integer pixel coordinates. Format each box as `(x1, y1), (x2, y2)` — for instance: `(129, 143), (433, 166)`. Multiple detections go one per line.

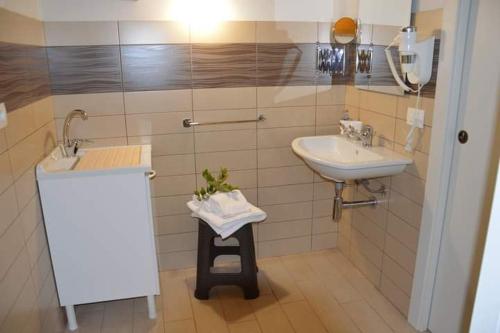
(332, 181), (378, 221)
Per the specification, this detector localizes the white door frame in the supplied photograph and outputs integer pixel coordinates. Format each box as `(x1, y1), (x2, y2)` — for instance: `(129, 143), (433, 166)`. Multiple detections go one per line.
(408, 0), (474, 330)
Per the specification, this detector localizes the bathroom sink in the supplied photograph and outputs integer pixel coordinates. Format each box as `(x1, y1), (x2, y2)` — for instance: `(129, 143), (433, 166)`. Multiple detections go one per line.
(291, 135), (412, 181)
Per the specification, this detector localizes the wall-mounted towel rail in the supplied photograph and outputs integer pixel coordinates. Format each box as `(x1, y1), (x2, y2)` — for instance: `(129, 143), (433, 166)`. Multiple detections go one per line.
(182, 114), (266, 128)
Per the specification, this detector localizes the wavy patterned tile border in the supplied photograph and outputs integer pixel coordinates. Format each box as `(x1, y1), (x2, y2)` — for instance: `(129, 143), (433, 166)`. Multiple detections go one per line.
(47, 45), (122, 94)
(0, 42), (51, 111)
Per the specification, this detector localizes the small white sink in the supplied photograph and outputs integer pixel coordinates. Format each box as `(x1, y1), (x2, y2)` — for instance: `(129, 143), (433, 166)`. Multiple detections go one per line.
(292, 135), (412, 181)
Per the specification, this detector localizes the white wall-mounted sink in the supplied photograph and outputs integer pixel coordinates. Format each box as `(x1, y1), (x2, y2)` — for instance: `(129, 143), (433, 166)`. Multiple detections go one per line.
(292, 135), (412, 181)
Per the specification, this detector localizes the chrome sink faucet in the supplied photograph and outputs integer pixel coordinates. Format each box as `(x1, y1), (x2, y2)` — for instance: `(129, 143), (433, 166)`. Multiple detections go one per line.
(62, 109), (89, 157)
(340, 123), (374, 147)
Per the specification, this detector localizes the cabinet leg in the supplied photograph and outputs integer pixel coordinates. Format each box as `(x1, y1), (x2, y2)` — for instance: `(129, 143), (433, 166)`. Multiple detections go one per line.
(147, 295), (156, 319)
(65, 305), (78, 331)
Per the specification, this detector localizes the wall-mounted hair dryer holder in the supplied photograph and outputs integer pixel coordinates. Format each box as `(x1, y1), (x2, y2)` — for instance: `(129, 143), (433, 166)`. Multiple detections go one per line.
(385, 26), (435, 92)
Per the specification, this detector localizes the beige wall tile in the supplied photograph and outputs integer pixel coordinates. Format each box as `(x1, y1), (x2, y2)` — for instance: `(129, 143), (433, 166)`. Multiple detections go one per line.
(257, 86), (316, 108)
(258, 165), (313, 187)
(315, 125), (341, 136)
(395, 119), (431, 153)
(352, 211), (385, 250)
(157, 232), (197, 253)
(5, 104), (37, 148)
(388, 189), (422, 229)
(380, 275), (410, 316)
(126, 112), (191, 136)
(313, 199), (332, 218)
(259, 219), (311, 241)
(128, 133), (194, 156)
(382, 255), (413, 296)
(345, 86), (360, 107)
(154, 195), (192, 216)
(313, 181), (334, 200)
(0, 9), (45, 45)
(0, 248), (30, 324)
(55, 115), (126, 140)
(359, 90), (398, 117)
(350, 229), (383, 269)
(152, 174), (197, 197)
(196, 150), (257, 173)
(119, 20), (189, 44)
(384, 234), (416, 274)
(256, 21), (318, 43)
(0, 152), (13, 194)
(0, 217), (25, 280)
(396, 95), (435, 127)
(194, 129), (256, 153)
(390, 172), (425, 205)
(312, 233), (338, 251)
(317, 85), (346, 106)
(124, 90), (192, 114)
(19, 194), (42, 241)
(316, 105), (344, 126)
(258, 106), (315, 129)
(193, 109), (257, 132)
(193, 88), (257, 111)
(196, 150), (256, 172)
(156, 214), (197, 235)
(258, 126), (315, 149)
(69, 136), (127, 148)
(44, 21), (119, 46)
(372, 25), (401, 46)
(0, 273), (37, 333)
(257, 147), (304, 168)
(191, 21), (256, 43)
(0, 188), (20, 237)
(393, 143), (429, 180)
(13, 167), (36, 210)
(386, 212), (418, 253)
(312, 216), (338, 234)
(53, 93), (124, 118)
(258, 183), (313, 206)
(261, 201), (312, 224)
(32, 97), (55, 128)
(359, 109), (396, 142)
(197, 170), (257, 190)
(152, 154), (195, 176)
(413, 9), (443, 38)
(0, 130), (7, 154)
(258, 236), (311, 257)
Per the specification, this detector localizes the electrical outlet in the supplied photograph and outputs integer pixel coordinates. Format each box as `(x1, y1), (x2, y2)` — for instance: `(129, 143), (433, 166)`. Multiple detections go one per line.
(0, 103), (7, 129)
(406, 107), (424, 128)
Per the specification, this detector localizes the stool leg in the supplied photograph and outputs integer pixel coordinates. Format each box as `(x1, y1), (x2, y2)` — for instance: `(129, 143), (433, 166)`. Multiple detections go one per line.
(195, 221), (212, 300)
(237, 225), (259, 299)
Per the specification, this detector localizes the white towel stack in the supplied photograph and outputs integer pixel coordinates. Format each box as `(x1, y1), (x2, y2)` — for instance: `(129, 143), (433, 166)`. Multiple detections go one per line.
(187, 190), (266, 238)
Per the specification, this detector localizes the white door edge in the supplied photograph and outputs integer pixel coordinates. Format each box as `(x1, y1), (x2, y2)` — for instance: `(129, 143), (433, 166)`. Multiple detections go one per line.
(408, 0), (473, 330)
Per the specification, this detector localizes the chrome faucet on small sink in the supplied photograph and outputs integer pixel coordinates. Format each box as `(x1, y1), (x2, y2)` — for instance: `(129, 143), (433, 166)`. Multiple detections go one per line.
(62, 109), (89, 157)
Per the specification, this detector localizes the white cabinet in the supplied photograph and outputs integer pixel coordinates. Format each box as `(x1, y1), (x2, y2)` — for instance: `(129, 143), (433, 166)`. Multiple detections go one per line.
(36, 145), (159, 331)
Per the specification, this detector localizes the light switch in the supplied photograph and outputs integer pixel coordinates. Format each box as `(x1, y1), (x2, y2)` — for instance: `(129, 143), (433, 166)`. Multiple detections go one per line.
(406, 107), (424, 128)
(0, 103), (7, 129)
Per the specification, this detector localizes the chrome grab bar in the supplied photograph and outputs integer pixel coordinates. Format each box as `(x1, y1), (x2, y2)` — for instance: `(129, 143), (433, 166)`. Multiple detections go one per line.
(182, 114), (266, 128)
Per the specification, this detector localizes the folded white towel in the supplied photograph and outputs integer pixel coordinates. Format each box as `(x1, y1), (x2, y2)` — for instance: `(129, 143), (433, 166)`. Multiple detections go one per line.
(207, 190), (250, 218)
(187, 191), (266, 238)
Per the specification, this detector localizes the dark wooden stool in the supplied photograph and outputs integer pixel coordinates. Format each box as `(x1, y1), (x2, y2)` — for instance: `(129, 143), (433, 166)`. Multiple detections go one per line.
(194, 219), (259, 300)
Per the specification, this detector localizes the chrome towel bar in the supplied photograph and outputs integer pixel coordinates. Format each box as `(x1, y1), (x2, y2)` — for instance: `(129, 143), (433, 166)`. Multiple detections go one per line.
(182, 114), (266, 128)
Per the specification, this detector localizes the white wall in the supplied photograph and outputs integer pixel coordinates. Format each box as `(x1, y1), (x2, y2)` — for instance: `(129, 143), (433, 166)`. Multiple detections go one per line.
(0, 0), (41, 19)
(412, 0), (444, 12)
(40, 0), (357, 22)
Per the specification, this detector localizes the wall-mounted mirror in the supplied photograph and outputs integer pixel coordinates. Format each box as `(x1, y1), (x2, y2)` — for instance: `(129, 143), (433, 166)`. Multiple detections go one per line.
(332, 17), (357, 44)
(355, 0), (412, 96)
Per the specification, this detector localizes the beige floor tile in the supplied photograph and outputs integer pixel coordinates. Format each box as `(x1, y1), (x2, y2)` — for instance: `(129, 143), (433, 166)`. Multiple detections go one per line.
(101, 299), (134, 333)
(342, 300), (393, 333)
(297, 280), (361, 333)
(249, 295), (294, 333)
(160, 271), (193, 322)
(281, 300), (328, 333)
(279, 254), (318, 282)
(216, 286), (256, 323)
(228, 320), (262, 333)
(163, 319), (197, 333)
(258, 258), (304, 304)
(304, 253), (363, 304)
